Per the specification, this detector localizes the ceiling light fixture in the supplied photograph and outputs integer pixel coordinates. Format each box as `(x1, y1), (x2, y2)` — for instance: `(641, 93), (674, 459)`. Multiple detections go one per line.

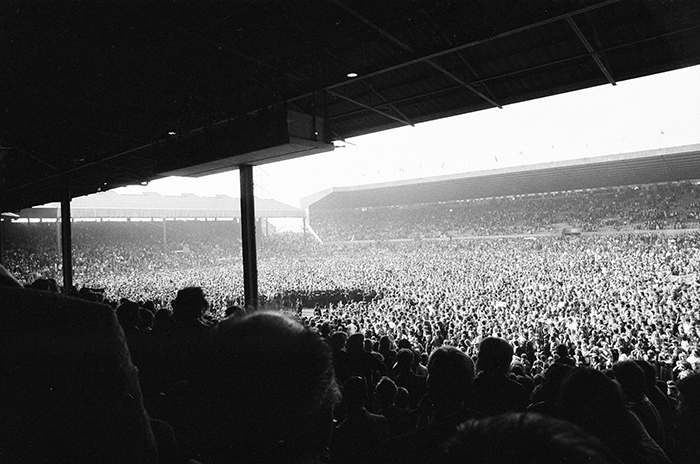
(346, 72), (358, 78)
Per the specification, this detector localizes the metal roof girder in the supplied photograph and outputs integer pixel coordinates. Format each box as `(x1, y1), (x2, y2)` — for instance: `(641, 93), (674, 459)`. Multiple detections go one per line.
(566, 16), (616, 85)
(326, 90), (414, 127)
(330, 0), (503, 109)
(290, 0), (621, 103)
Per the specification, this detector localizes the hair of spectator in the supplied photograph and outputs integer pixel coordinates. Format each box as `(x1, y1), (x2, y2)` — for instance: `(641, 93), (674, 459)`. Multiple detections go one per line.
(427, 345), (475, 399)
(395, 348), (414, 368)
(171, 286), (209, 317)
(443, 412), (618, 464)
(344, 376), (369, 409)
(677, 372), (700, 407)
(375, 376), (398, 406)
(200, 310), (340, 463)
(476, 337), (514, 375)
(346, 332), (365, 353)
(556, 367), (640, 449)
(613, 359), (648, 401)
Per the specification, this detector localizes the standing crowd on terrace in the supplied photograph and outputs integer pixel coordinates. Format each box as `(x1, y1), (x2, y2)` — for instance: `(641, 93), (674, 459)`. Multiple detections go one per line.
(2, 180), (700, 462)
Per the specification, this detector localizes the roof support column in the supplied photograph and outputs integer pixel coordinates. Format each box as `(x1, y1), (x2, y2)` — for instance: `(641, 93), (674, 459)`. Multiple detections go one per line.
(0, 217), (4, 266)
(60, 180), (74, 294)
(239, 165), (258, 309)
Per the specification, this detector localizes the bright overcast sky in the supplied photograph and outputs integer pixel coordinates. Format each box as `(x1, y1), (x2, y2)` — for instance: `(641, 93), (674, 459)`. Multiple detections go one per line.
(116, 64), (700, 207)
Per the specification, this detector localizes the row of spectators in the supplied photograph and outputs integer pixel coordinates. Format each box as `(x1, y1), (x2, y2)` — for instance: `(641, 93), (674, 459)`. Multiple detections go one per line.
(3, 221), (700, 461)
(310, 181), (700, 241)
(4, 222), (700, 384)
(5, 268), (700, 463)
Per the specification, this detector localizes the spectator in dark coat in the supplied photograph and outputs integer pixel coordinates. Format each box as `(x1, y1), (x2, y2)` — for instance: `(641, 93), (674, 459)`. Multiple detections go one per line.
(557, 367), (670, 464)
(335, 333), (387, 387)
(674, 373), (700, 464)
(0, 284), (158, 463)
(374, 376), (412, 437)
(636, 359), (676, 457)
(554, 343), (577, 367)
(379, 346), (481, 464)
(172, 310), (340, 464)
(330, 376), (389, 464)
(465, 337), (530, 415)
(393, 348), (427, 410)
(614, 360), (666, 452)
(528, 362), (574, 417)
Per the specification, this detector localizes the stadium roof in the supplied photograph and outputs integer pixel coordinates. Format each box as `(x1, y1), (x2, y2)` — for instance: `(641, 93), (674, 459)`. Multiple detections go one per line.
(19, 191), (304, 220)
(302, 143), (700, 210)
(2, 1), (699, 212)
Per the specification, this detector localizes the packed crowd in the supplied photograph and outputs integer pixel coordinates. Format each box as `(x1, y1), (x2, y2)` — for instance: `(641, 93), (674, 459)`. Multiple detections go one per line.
(4, 220), (700, 381)
(3, 273), (700, 463)
(310, 181), (700, 241)
(3, 194), (700, 462)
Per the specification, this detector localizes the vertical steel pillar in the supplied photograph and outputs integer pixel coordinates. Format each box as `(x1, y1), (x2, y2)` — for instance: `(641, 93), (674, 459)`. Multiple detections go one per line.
(56, 207), (61, 258)
(60, 182), (73, 293)
(239, 165), (258, 308)
(0, 217), (4, 265)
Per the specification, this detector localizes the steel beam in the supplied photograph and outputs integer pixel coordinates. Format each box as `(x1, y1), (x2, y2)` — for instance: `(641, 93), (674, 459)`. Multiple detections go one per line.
(330, 0), (502, 108)
(567, 17), (616, 85)
(291, 0), (621, 104)
(239, 165), (258, 309)
(328, 90), (414, 127)
(60, 181), (73, 293)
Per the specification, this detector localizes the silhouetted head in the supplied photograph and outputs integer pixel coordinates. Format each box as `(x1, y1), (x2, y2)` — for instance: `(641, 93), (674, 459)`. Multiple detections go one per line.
(613, 360), (647, 401)
(375, 376), (398, 407)
(556, 344), (570, 358)
(201, 311), (340, 463)
(395, 348), (414, 370)
(477, 337), (513, 376)
(678, 372), (700, 413)
(331, 331), (347, 351)
(116, 300), (141, 328)
(346, 333), (365, 353)
(171, 286), (208, 320)
(634, 359), (659, 392)
(427, 346), (475, 401)
(30, 278), (59, 293)
(443, 412), (617, 464)
(379, 335), (393, 351)
(557, 367), (639, 453)
(540, 362), (574, 399)
(344, 376), (369, 409)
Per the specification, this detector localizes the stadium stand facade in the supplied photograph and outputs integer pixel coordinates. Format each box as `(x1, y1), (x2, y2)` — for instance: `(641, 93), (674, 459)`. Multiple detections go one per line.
(304, 144), (700, 242)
